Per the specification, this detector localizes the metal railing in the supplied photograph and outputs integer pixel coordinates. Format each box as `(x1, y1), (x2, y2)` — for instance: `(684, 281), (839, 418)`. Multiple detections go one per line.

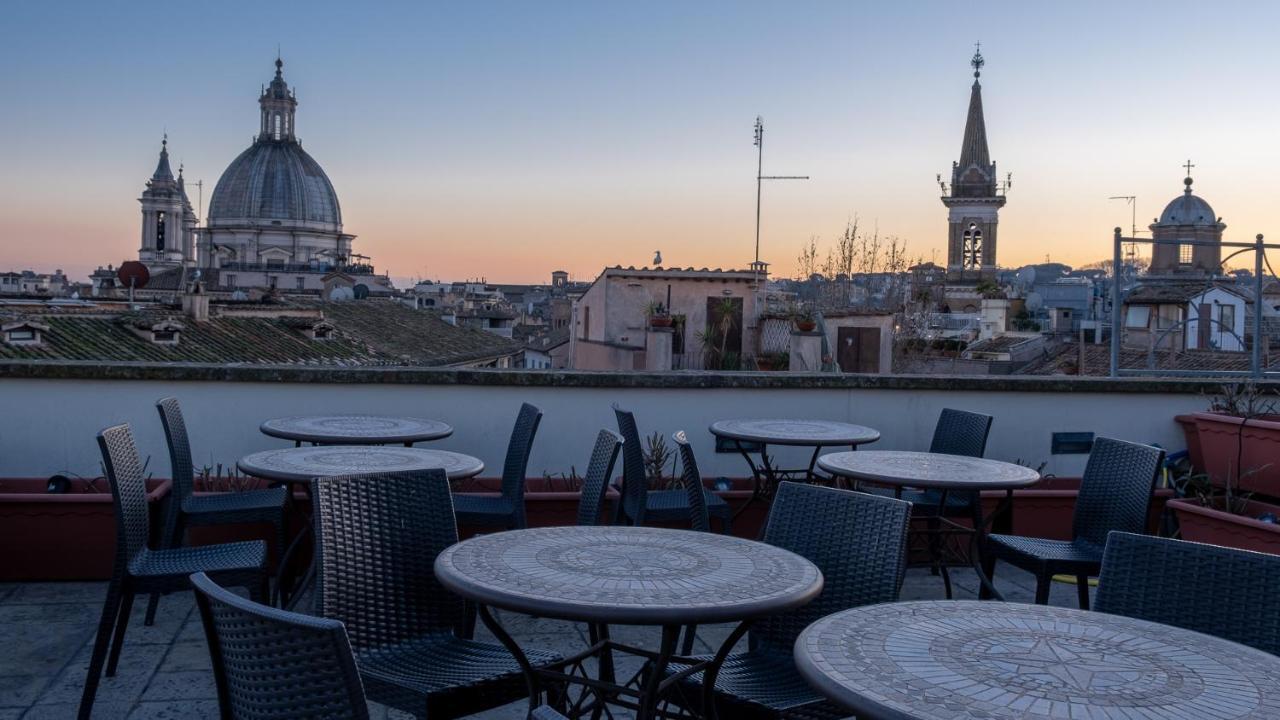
(1110, 229), (1277, 377)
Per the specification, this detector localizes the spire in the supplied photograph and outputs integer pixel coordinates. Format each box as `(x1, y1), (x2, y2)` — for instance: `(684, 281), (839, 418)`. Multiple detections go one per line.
(151, 134), (175, 182)
(177, 162), (187, 195)
(958, 44), (990, 171)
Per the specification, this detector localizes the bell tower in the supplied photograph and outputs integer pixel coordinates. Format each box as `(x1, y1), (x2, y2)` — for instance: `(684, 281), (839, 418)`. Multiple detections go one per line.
(940, 45), (1008, 283)
(259, 56), (297, 142)
(138, 135), (189, 268)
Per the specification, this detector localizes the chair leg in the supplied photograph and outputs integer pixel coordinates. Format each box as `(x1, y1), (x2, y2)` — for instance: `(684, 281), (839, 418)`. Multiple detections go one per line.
(1034, 572), (1051, 605)
(105, 589), (136, 677)
(1076, 574), (1090, 610)
(78, 578), (124, 720)
(461, 600), (478, 639)
(146, 515), (186, 626)
(680, 624), (698, 656)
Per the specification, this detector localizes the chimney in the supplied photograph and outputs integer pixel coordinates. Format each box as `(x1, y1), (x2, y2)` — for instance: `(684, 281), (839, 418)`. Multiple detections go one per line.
(182, 279), (210, 322)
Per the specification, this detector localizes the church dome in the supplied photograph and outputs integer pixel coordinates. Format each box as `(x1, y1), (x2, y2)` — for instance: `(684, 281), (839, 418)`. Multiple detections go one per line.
(1156, 177), (1217, 226)
(207, 141), (342, 231)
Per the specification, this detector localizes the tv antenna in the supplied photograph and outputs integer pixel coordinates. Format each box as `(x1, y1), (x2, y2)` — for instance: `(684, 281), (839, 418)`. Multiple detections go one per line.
(1108, 195), (1143, 271)
(753, 116), (808, 266)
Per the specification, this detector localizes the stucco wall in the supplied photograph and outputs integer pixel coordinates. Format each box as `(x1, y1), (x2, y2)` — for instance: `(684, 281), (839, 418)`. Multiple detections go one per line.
(0, 362), (1232, 482)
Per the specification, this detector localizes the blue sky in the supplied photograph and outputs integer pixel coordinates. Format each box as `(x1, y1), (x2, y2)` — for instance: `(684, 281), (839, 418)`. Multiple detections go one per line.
(3, 1), (1279, 282)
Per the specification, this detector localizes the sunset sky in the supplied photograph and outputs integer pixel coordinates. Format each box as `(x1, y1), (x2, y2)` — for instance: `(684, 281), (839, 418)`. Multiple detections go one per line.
(3, 1), (1279, 285)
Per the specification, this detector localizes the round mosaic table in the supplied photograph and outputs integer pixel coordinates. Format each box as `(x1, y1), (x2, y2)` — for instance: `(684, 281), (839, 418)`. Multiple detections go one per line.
(794, 600), (1280, 720)
(238, 445), (483, 483)
(436, 526), (823, 719)
(710, 419), (880, 518)
(818, 451), (1040, 600)
(260, 414), (453, 447)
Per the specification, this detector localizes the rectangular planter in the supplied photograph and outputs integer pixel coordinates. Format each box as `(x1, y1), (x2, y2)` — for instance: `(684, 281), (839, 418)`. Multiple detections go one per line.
(1168, 497), (1280, 555)
(1192, 411), (1280, 498)
(0, 477), (171, 581)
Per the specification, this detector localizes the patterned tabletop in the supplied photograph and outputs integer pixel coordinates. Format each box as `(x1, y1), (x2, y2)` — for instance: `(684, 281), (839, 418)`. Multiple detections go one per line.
(794, 600), (1280, 720)
(435, 526), (823, 625)
(259, 415), (454, 444)
(709, 419), (881, 447)
(238, 446), (483, 483)
(817, 450), (1040, 490)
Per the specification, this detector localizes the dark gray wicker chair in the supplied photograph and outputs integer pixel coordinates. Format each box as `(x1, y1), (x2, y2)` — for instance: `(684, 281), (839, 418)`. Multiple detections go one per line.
(672, 431), (711, 533)
(613, 406), (731, 533)
(145, 396), (289, 624)
(454, 403), (542, 530)
(666, 482), (912, 719)
(895, 408), (993, 598)
(312, 469), (560, 719)
(984, 437), (1165, 608)
(191, 571), (369, 719)
(80, 424), (268, 720)
(1096, 532), (1280, 656)
(575, 429), (623, 526)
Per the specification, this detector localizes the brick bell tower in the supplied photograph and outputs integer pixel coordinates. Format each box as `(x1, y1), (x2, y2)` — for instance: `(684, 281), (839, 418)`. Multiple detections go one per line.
(940, 44), (1009, 284)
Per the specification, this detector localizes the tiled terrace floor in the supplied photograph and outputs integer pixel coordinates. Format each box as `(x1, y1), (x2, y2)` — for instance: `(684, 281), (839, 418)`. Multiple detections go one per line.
(0, 563), (1085, 719)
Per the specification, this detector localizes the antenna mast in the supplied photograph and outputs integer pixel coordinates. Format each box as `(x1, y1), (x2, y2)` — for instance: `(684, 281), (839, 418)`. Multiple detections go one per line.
(752, 116), (809, 266)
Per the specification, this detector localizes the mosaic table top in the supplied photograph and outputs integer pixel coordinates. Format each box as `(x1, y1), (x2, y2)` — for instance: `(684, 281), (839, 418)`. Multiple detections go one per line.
(436, 526), (823, 625)
(237, 446), (483, 483)
(259, 415), (454, 444)
(710, 419), (880, 447)
(818, 450), (1040, 490)
(794, 600), (1280, 720)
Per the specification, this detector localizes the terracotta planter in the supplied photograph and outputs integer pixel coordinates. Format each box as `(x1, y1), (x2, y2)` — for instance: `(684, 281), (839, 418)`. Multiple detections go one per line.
(1192, 411), (1280, 498)
(0, 477), (171, 581)
(1169, 497), (1280, 555)
(1174, 414), (1203, 472)
(648, 316), (673, 328)
(794, 321), (817, 332)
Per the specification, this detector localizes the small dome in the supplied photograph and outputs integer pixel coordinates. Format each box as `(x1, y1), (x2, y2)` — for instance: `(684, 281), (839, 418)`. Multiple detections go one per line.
(208, 141), (341, 230)
(1156, 178), (1217, 226)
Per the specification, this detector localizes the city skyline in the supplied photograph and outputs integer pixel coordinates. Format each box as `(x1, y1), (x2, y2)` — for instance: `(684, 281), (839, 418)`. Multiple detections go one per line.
(4, 1), (1280, 285)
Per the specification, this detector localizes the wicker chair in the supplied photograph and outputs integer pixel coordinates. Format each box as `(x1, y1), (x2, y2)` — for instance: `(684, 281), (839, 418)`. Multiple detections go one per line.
(613, 406), (731, 533)
(191, 571), (369, 719)
(145, 397), (289, 624)
(79, 424), (268, 720)
(672, 431), (711, 533)
(666, 482), (912, 719)
(454, 403), (542, 530)
(575, 429), (623, 526)
(1096, 532), (1280, 656)
(312, 469), (560, 719)
(984, 437), (1165, 608)
(895, 409), (992, 598)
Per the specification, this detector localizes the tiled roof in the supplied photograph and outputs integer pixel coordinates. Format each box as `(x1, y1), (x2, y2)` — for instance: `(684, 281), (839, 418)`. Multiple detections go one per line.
(0, 298), (519, 367)
(1126, 281), (1251, 304)
(963, 335), (1038, 354)
(1017, 341), (1277, 376)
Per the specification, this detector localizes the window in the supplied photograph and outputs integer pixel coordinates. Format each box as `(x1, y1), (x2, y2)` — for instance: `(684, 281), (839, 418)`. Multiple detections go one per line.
(224, 274), (237, 288)
(155, 211), (166, 252)
(268, 276), (278, 290)
(1219, 304), (1236, 333)
(151, 330), (178, 344)
(1179, 243), (1193, 265)
(295, 276), (305, 290)
(1156, 305), (1180, 329)
(273, 114), (282, 140)
(1125, 306), (1151, 328)
(7, 329), (35, 343)
(962, 225), (983, 269)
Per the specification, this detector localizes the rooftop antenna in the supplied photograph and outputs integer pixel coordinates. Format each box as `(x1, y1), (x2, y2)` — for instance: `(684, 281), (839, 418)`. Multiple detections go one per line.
(1108, 195), (1143, 275)
(752, 116), (808, 267)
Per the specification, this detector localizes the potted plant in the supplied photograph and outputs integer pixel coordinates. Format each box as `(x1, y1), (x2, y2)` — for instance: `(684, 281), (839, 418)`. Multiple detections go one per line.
(1189, 382), (1280, 496)
(646, 301), (673, 328)
(754, 351), (790, 371)
(1168, 471), (1280, 555)
(792, 305), (817, 332)
(0, 473), (171, 581)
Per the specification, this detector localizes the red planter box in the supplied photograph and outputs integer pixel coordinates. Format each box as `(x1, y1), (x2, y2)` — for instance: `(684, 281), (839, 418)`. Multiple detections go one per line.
(1175, 414), (1203, 472)
(1192, 411), (1280, 497)
(0, 477), (171, 581)
(1169, 497), (1280, 555)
